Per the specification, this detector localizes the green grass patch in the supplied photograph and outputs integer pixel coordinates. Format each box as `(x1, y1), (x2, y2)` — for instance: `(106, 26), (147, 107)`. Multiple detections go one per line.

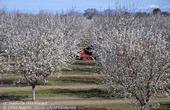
(62, 71), (93, 75)
(0, 88), (109, 100)
(0, 77), (18, 85)
(47, 76), (100, 85)
(0, 73), (101, 86)
(73, 60), (96, 66)
(45, 88), (109, 98)
(62, 65), (97, 73)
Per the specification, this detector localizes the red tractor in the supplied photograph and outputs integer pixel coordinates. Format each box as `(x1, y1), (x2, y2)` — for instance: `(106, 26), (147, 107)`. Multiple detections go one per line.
(76, 45), (95, 61)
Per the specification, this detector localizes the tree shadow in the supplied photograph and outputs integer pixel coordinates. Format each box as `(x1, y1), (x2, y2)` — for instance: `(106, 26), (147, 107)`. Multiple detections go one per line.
(48, 88), (111, 99)
(0, 94), (28, 101)
(151, 103), (170, 110)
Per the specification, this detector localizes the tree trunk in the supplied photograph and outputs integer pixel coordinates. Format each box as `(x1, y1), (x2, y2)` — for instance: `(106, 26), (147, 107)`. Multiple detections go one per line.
(140, 104), (148, 110)
(32, 85), (36, 101)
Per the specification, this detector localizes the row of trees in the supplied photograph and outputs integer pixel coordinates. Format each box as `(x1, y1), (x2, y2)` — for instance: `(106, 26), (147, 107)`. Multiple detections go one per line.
(57, 8), (169, 20)
(83, 8), (169, 19)
(0, 11), (88, 101)
(0, 10), (170, 110)
(91, 15), (170, 110)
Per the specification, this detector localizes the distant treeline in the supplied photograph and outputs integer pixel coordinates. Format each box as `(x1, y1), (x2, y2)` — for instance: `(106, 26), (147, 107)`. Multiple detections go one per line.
(0, 8), (169, 20)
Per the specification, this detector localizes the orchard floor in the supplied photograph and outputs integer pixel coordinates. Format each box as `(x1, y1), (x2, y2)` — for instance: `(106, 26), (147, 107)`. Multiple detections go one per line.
(0, 61), (169, 110)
